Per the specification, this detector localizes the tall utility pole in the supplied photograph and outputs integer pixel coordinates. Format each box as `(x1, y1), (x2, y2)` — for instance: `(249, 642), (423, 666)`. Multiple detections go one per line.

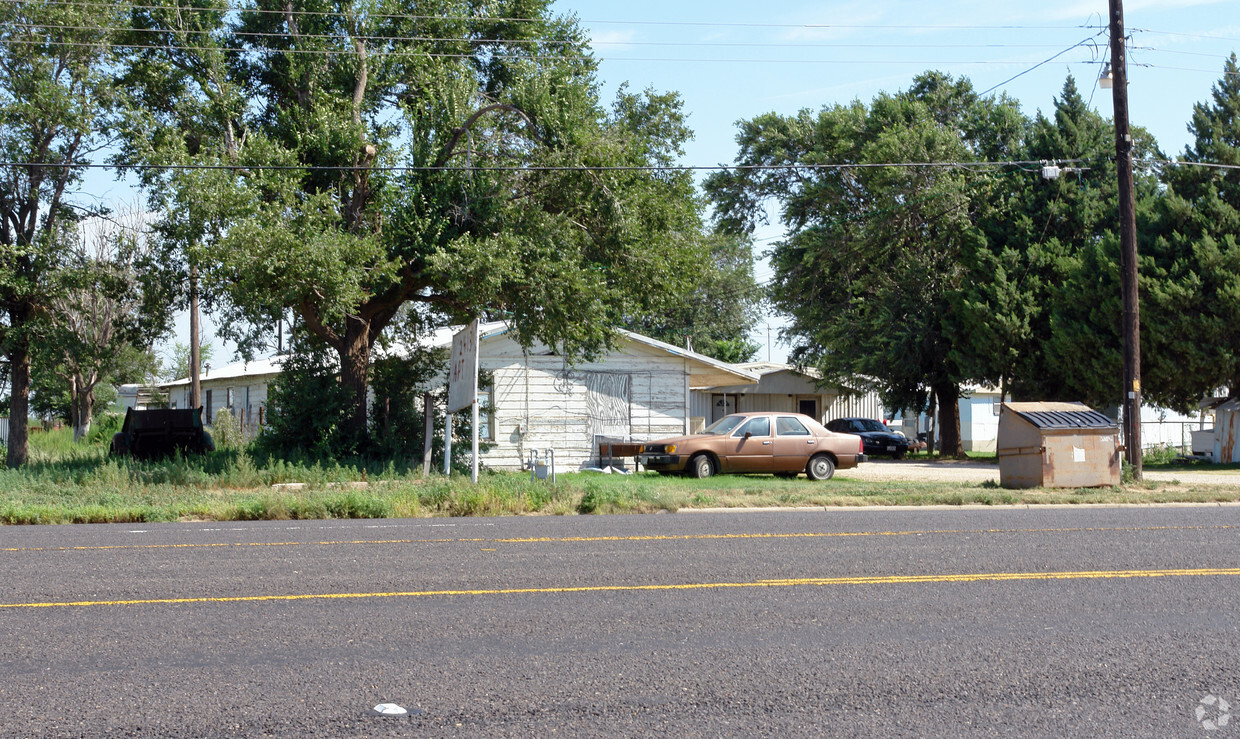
(189, 264), (202, 411)
(1108, 0), (1142, 479)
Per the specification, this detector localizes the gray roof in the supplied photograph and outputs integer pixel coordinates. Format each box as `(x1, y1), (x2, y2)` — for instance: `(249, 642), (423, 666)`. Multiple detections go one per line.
(1005, 402), (1118, 430)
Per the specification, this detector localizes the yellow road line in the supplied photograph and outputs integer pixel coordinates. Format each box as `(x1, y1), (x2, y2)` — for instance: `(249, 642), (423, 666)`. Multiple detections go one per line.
(2, 525), (1235, 554)
(4, 567), (1239, 609)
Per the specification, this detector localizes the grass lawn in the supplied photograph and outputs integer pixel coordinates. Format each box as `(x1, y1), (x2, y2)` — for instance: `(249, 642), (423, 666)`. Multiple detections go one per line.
(2, 429), (1238, 525)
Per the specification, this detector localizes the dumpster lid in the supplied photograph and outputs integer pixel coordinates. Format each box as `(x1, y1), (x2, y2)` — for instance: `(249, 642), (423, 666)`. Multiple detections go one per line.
(1004, 402), (1118, 431)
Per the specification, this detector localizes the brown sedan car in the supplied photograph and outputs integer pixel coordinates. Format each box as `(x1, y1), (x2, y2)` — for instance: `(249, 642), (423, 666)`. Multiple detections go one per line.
(637, 411), (867, 480)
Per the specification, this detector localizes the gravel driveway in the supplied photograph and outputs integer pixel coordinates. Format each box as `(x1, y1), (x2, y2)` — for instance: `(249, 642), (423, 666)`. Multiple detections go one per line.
(844, 459), (1240, 486)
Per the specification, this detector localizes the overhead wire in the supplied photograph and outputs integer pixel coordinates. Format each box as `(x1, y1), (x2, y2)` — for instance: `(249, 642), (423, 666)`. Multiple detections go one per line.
(0, 0), (1102, 32)
(3, 22), (1116, 52)
(0, 159), (1089, 173)
(0, 35), (1133, 67)
(978, 32), (1106, 96)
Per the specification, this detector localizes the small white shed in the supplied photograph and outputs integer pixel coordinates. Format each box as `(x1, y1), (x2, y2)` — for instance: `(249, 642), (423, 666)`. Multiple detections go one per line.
(1211, 398), (1240, 463)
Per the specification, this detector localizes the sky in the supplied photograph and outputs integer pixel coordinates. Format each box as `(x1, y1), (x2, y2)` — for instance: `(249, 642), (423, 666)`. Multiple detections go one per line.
(132, 0), (1239, 370)
(548, 0), (1240, 363)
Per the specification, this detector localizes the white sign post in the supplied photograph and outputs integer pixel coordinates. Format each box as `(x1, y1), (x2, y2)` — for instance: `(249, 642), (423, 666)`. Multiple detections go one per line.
(447, 319), (480, 482)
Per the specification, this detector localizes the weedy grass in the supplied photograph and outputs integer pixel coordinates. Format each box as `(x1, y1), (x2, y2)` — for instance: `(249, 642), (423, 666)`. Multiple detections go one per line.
(2, 429), (1239, 524)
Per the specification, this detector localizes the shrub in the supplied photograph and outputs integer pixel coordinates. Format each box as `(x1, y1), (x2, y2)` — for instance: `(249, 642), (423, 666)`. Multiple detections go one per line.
(211, 408), (244, 450)
(87, 413), (124, 446)
(256, 333), (353, 458)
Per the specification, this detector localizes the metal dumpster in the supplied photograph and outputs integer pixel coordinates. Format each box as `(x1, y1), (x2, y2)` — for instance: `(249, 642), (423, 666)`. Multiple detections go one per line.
(997, 402), (1121, 488)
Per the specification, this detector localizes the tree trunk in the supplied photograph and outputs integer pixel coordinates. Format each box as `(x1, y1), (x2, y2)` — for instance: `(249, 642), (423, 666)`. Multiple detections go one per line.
(73, 385), (94, 443)
(6, 334), (30, 468)
(338, 316), (372, 442)
(934, 381), (964, 458)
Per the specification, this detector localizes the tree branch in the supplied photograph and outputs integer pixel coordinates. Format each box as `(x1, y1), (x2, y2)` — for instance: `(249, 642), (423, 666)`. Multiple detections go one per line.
(434, 104), (538, 168)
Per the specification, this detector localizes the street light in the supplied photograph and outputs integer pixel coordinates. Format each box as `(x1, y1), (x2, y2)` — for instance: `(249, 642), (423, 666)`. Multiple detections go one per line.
(1098, 62), (1114, 89)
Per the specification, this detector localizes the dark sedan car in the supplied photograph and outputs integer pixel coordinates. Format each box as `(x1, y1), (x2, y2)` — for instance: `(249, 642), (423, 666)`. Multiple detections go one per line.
(825, 417), (910, 459)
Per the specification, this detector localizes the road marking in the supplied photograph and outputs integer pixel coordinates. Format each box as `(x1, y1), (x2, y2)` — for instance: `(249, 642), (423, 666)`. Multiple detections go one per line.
(2, 525), (1235, 554)
(4, 567), (1239, 609)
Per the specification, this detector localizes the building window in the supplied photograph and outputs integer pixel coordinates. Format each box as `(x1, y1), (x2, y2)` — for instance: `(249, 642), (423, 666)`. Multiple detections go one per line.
(992, 396), (1002, 416)
(204, 389), (213, 424)
(478, 385), (494, 441)
(226, 387), (235, 411)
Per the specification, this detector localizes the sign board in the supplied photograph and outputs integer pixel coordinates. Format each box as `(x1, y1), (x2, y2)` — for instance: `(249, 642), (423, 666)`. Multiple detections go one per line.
(447, 319), (479, 413)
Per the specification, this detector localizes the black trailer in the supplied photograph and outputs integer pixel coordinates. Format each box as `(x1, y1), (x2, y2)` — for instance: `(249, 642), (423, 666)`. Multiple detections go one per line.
(110, 407), (215, 459)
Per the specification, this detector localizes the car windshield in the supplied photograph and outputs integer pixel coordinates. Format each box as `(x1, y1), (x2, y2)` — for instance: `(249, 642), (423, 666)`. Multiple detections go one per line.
(701, 415), (746, 435)
(852, 419), (889, 433)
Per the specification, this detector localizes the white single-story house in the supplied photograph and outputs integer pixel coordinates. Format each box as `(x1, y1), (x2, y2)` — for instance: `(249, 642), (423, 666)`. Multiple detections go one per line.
(692, 362), (885, 429)
(443, 323), (757, 470)
(158, 324), (756, 470)
(115, 384), (164, 413)
(162, 356), (286, 433)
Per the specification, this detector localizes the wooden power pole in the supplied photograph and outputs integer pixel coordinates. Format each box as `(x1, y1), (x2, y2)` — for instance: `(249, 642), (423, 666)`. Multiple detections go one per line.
(1108, 0), (1142, 479)
(189, 263), (202, 411)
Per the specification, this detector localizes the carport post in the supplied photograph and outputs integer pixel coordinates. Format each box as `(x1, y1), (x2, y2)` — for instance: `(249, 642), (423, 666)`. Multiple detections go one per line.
(444, 414), (452, 475)
(422, 391), (433, 475)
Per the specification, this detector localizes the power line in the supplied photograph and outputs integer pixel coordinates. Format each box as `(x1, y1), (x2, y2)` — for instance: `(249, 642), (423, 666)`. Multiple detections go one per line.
(1, 159), (1086, 173)
(4, 22), (1113, 52)
(0, 0), (1101, 32)
(0, 36), (1130, 67)
(11, 158), (1240, 173)
(1133, 27), (1240, 43)
(978, 32), (1106, 96)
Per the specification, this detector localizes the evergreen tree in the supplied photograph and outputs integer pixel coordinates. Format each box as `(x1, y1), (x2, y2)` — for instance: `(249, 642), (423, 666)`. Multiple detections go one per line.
(1144, 54), (1240, 407)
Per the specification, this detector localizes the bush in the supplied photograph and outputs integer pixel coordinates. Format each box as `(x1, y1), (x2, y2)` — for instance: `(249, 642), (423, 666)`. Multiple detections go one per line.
(1142, 444), (1179, 466)
(255, 333), (353, 458)
(211, 408), (244, 450)
(87, 413), (124, 446)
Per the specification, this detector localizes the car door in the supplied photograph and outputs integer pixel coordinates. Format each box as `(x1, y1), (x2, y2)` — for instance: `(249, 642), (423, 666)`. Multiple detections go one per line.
(726, 416), (773, 472)
(772, 415), (818, 472)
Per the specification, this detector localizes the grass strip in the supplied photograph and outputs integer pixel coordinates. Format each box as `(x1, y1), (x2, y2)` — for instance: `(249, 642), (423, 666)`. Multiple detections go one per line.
(2, 429), (1238, 525)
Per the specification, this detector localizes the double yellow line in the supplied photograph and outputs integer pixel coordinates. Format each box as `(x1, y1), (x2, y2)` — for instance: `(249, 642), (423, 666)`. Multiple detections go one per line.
(5, 567), (1239, 609)
(4, 524), (1234, 553)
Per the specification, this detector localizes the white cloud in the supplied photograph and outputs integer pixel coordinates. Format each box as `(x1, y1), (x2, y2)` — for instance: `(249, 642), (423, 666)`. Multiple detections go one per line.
(589, 29), (638, 51)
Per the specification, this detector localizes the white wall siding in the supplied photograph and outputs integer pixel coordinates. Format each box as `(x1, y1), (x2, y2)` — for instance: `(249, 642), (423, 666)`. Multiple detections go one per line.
(479, 339), (693, 470)
(961, 396), (1001, 452)
(825, 392), (886, 422)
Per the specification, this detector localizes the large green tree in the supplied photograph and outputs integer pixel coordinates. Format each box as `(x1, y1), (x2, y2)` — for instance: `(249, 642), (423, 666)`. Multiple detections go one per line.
(951, 76), (1162, 409)
(124, 0), (704, 446)
(40, 212), (171, 440)
(625, 231), (761, 363)
(0, 0), (123, 465)
(707, 73), (1024, 455)
(1143, 54), (1240, 408)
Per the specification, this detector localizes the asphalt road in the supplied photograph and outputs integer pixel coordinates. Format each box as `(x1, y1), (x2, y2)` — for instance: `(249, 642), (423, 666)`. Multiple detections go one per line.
(3, 505), (1239, 737)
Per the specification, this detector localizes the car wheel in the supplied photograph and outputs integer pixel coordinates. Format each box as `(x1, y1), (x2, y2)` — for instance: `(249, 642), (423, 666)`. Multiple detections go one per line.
(806, 454), (835, 481)
(688, 454), (715, 479)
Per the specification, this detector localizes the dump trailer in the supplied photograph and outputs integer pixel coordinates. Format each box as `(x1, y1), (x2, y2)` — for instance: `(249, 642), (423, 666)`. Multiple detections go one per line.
(110, 407), (215, 459)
